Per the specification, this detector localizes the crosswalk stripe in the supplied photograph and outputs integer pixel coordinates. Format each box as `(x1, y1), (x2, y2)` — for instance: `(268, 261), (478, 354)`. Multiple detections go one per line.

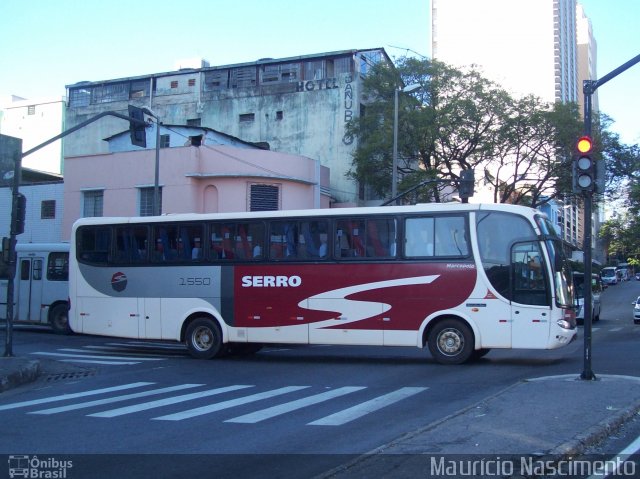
(30, 384), (204, 415)
(308, 387), (429, 426)
(30, 352), (166, 361)
(225, 386), (366, 424)
(59, 359), (140, 365)
(0, 382), (153, 411)
(108, 342), (186, 350)
(153, 386), (309, 421)
(88, 385), (254, 418)
(63, 347), (179, 358)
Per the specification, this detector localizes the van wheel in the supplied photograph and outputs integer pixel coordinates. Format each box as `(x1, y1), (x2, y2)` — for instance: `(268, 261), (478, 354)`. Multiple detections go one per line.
(428, 319), (474, 365)
(185, 318), (224, 359)
(50, 303), (72, 335)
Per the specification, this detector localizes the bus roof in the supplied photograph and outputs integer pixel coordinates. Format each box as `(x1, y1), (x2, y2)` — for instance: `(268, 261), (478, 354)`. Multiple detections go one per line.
(71, 203), (541, 229)
(15, 243), (70, 252)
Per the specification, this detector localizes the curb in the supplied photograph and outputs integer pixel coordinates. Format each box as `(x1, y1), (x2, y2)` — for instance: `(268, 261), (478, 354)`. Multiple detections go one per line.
(0, 360), (41, 393)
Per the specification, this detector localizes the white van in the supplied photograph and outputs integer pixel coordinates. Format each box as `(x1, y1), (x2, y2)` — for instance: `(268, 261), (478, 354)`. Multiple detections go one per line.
(573, 272), (602, 324)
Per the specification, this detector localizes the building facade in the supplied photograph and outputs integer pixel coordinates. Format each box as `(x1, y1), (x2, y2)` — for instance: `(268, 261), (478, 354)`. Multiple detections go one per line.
(64, 49), (391, 206)
(0, 95), (66, 175)
(62, 126), (330, 241)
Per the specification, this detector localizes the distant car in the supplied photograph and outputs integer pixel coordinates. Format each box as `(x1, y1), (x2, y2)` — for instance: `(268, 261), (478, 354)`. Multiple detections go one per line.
(573, 272), (601, 324)
(634, 297), (640, 324)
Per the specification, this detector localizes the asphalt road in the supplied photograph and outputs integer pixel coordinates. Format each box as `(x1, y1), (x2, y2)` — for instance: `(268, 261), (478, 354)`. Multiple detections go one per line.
(1, 279), (639, 478)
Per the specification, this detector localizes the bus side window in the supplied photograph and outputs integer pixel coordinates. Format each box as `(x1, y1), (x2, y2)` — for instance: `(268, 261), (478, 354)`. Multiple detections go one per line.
(47, 252), (69, 281)
(336, 219), (365, 258)
(404, 217), (434, 257)
(269, 222), (298, 260)
(434, 216), (468, 257)
(367, 219), (396, 258)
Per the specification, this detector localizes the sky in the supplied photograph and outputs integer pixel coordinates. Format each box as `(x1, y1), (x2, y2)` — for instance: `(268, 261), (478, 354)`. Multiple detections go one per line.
(0, 0), (638, 145)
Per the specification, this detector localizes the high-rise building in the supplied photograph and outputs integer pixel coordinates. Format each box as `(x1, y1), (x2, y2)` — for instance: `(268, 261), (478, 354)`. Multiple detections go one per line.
(431, 0), (578, 103)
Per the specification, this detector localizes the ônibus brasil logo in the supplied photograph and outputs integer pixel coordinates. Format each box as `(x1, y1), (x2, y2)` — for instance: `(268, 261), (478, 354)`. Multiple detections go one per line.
(111, 272), (127, 292)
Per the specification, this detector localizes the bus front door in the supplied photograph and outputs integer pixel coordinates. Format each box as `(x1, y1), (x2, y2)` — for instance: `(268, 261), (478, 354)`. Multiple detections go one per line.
(17, 257), (44, 322)
(510, 242), (552, 349)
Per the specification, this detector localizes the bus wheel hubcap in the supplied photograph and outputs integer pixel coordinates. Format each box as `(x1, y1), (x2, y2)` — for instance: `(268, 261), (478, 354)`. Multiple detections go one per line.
(194, 327), (213, 351)
(438, 329), (462, 355)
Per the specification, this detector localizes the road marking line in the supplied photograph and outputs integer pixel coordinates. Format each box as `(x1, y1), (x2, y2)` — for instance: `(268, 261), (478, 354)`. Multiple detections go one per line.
(225, 386), (366, 424)
(108, 342), (187, 350)
(586, 433), (640, 479)
(609, 327), (623, 332)
(0, 383), (153, 411)
(153, 386), (309, 421)
(88, 385), (253, 418)
(308, 387), (429, 426)
(77, 346), (183, 357)
(59, 359), (140, 365)
(30, 352), (165, 361)
(30, 384), (203, 415)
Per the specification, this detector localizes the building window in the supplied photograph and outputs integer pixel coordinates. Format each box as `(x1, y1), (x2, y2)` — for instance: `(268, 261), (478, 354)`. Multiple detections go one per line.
(276, 111), (283, 120)
(249, 184), (279, 211)
(130, 80), (150, 98)
(239, 113), (255, 123)
(41, 200), (56, 219)
(170, 81), (179, 89)
(188, 78), (196, 87)
(159, 134), (170, 148)
(27, 105), (36, 115)
(139, 187), (162, 216)
(82, 190), (104, 217)
(186, 118), (201, 126)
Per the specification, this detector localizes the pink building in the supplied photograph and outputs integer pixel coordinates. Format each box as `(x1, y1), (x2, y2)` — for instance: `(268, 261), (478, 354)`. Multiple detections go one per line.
(62, 140), (330, 241)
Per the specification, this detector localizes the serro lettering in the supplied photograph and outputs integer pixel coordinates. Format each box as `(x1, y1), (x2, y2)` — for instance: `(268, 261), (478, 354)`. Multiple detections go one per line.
(241, 275), (302, 287)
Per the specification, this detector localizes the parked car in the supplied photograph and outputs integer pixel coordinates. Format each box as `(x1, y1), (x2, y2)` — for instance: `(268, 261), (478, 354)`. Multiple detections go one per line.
(573, 272), (601, 324)
(635, 272), (640, 281)
(633, 296), (640, 324)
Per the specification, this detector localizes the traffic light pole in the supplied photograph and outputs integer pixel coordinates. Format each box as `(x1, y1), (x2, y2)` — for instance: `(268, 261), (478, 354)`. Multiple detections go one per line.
(580, 53), (640, 381)
(2, 110), (148, 357)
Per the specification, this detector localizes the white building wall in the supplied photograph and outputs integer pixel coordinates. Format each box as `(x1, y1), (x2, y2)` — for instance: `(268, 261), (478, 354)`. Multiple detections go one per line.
(0, 96), (66, 174)
(0, 183), (65, 244)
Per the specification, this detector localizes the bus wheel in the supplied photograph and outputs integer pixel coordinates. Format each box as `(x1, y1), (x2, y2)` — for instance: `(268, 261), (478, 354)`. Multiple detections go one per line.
(428, 319), (474, 365)
(185, 318), (224, 359)
(50, 303), (72, 335)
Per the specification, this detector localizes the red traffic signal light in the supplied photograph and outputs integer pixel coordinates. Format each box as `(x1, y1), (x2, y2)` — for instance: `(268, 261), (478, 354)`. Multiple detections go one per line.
(576, 136), (593, 154)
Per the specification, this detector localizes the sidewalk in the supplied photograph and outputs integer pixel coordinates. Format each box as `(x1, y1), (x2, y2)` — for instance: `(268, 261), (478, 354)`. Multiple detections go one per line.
(319, 374), (640, 478)
(0, 356), (41, 393)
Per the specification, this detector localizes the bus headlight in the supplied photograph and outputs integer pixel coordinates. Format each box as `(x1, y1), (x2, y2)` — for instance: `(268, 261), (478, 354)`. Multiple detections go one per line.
(557, 319), (573, 329)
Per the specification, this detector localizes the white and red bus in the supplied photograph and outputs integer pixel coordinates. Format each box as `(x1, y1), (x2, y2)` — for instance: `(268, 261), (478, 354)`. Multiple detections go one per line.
(69, 203), (576, 364)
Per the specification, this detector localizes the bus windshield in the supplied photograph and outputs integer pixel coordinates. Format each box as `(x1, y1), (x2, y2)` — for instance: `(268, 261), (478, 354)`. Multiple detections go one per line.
(535, 215), (573, 309)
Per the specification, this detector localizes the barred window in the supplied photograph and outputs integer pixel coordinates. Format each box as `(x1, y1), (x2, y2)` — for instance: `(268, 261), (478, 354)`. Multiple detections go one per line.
(140, 187), (162, 216)
(82, 190), (103, 217)
(41, 200), (56, 219)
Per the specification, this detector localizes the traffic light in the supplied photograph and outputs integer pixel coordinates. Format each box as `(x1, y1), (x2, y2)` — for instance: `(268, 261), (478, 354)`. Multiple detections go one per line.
(128, 105), (147, 148)
(573, 135), (594, 193)
(459, 169), (475, 200)
(14, 193), (26, 235)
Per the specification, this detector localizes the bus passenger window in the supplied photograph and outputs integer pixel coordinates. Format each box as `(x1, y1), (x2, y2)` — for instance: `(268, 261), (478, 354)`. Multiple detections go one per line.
(336, 219), (365, 258)
(404, 218), (434, 257)
(269, 222), (298, 260)
(301, 220), (328, 259)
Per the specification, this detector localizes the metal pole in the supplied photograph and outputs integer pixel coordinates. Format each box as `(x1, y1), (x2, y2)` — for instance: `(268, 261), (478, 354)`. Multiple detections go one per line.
(153, 121), (161, 216)
(580, 82), (595, 380)
(3, 136), (22, 357)
(391, 88), (399, 204)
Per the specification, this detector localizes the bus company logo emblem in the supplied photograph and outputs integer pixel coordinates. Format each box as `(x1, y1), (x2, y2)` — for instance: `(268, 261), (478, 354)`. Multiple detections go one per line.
(111, 272), (128, 292)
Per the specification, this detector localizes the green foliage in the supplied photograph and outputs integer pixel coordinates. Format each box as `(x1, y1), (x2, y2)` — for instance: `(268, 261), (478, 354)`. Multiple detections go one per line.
(347, 56), (586, 206)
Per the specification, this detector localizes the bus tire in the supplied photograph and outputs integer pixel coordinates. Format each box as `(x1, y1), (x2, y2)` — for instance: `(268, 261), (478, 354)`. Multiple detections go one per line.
(185, 317), (224, 359)
(428, 319), (474, 365)
(50, 303), (72, 335)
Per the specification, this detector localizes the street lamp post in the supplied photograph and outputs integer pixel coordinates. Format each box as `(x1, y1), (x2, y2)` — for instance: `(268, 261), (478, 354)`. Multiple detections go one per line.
(392, 83), (421, 204)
